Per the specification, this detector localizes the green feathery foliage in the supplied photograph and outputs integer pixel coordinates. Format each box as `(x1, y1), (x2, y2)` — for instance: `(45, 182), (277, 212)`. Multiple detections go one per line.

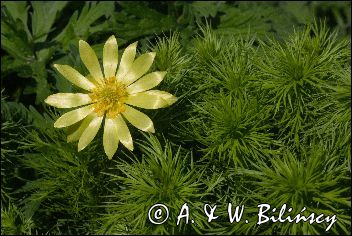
(186, 93), (280, 167)
(194, 32), (257, 97)
(307, 66), (351, 168)
(255, 21), (350, 145)
(148, 32), (194, 139)
(1, 203), (34, 235)
(1, 91), (31, 205)
(199, 142), (351, 235)
(239, 142), (351, 234)
(7, 110), (111, 234)
(99, 134), (206, 234)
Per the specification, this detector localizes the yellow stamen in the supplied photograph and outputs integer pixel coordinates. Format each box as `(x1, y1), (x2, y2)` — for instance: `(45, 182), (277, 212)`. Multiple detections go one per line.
(89, 77), (129, 118)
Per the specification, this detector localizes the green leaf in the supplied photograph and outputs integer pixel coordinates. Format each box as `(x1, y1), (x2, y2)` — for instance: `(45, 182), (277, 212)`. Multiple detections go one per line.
(216, 2), (273, 38)
(109, 2), (177, 41)
(31, 1), (68, 42)
(1, 7), (34, 61)
(1, 1), (30, 36)
(54, 1), (114, 49)
(30, 61), (51, 104)
(1, 55), (31, 77)
(279, 1), (313, 24)
(74, 1), (114, 37)
(191, 1), (220, 18)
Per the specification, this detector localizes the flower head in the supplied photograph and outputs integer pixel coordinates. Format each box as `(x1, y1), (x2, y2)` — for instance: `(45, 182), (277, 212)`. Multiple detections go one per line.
(45, 35), (177, 159)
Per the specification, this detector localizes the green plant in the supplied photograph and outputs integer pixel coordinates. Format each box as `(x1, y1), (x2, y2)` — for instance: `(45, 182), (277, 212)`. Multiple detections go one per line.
(255, 21), (350, 145)
(1, 203), (34, 235)
(99, 134), (206, 234)
(240, 142), (351, 234)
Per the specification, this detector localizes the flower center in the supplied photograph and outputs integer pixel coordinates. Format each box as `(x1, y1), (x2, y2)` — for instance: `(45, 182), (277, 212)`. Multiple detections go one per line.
(89, 77), (129, 118)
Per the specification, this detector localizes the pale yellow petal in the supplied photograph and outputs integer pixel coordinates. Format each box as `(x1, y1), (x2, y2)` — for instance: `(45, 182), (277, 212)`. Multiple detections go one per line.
(126, 71), (166, 94)
(116, 42), (137, 79)
(54, 105), (94, 128)
(123, 52), (156, 85)
(103, 118), (120, 159)
(79, 40), (104, 84)
(78, 116), (103, 151)
(45, 93), (92, 108)
(103, 35), (118, 79)
(67, 114), (95, 143)
(115, 115), (133, 151)
(126, 90), (177, 109)
(85, 74), (99, 85)
(122, 105), (155, 133)
(54, 64), (95, 91)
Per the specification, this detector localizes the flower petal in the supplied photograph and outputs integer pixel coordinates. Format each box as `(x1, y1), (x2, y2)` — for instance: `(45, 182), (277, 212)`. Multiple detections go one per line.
(78, 115), (103, 151)
(45, 93), (92, 108)
(79, 40), (104, 84)
(123, 52), (156, 85)
(115, 115), (133, 151)
(85, 74), (99, 85)
(126, 90), (177, 109)
(126, 71), (166, 94)
(103, 118), (120, 159)
(54, 64), (96, 91)
(54, 105), (94, 128)
(122, 105), (155, 133)
(103, 35), (118, 79)
(67, 114), (95, 143)
(116, 42), (137, 79)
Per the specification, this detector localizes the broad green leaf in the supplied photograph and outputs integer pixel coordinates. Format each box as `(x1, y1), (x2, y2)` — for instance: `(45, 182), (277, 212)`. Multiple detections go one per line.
(31, 1), (68, 42)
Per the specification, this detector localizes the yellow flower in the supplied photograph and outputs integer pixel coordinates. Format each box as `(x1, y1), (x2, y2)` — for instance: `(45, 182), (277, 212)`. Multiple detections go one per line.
(45, 35), (177, 159)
